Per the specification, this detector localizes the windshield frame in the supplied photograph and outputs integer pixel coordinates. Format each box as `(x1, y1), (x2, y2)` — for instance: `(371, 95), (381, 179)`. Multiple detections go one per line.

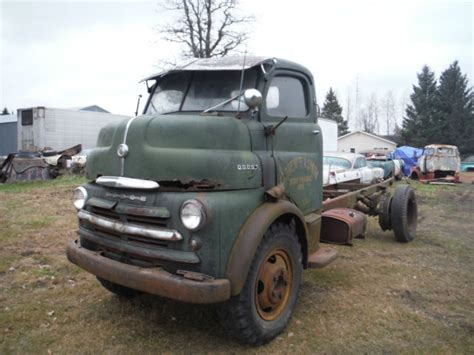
(144, 69), (259, 116)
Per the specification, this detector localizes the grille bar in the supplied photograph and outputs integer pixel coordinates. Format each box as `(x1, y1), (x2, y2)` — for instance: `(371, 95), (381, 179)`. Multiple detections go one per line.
(78, 209), (182, 241)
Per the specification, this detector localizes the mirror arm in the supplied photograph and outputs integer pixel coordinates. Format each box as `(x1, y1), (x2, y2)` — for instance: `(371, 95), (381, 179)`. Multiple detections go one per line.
(265, 116), (288, 137)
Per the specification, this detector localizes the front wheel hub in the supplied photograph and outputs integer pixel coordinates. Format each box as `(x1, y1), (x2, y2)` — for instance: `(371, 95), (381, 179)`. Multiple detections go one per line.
(255, 250), (293, 321)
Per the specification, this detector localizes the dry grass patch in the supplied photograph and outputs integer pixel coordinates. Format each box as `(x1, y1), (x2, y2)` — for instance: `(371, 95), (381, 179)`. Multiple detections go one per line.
(1, 178), (473, 353)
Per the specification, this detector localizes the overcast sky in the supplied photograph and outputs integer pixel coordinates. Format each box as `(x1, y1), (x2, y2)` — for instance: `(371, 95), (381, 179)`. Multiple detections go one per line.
(1, 0), (472, 131)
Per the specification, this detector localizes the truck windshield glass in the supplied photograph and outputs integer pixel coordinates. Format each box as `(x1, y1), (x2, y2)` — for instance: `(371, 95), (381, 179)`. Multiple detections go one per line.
(146, 70), (258, 115)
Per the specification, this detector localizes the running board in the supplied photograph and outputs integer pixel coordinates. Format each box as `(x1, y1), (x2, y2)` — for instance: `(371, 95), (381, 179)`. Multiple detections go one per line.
(307, 247), (339, 269)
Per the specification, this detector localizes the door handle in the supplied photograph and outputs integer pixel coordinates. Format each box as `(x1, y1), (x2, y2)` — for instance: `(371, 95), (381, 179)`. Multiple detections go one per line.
(312, 130), (320, 135)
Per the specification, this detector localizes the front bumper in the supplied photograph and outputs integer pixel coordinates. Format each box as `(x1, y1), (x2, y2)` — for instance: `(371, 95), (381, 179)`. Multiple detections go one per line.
(67, 240), (231, 304)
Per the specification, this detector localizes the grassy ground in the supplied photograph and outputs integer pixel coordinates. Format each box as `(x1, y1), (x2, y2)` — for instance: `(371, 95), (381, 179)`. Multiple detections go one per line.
(1, 176), (473, 353)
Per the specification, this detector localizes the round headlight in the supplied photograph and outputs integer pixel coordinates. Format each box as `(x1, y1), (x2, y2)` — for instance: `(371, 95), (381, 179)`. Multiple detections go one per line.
(73, 186), (88, 210)
(180, 199), (207, 231)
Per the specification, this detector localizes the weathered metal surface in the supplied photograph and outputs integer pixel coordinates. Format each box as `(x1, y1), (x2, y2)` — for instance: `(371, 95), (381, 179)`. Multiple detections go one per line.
(67, 241), (230, 303)
(0, 154), (53, 183)
(255, 248), (292, 321)
(225, 200), (308, 296)
(87, 114), (262, 191)
(322, 178), (393, 212)
(320, 208), (367, 245)
(265, 183), (285, 201)
(304, 213), (322, 255)
(140, 56), (273, 82)
(79, 227), (199, 264)
(78, 209), (182, 241)
(413, 144), (461, 182)
(114, 203), (171, 219)
(307, 247), (339, 268)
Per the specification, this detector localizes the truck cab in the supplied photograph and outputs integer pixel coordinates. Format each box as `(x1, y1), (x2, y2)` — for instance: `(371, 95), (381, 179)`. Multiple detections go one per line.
(67, 56), (416, 345)
(411, 144), (461, 182)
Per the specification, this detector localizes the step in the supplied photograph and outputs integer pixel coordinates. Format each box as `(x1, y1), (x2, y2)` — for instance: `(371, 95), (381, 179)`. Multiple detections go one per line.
(307, 247), (339, 269)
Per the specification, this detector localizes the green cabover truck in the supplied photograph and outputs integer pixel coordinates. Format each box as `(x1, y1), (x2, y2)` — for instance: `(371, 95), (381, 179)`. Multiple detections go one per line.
(67, 56), (417, 345)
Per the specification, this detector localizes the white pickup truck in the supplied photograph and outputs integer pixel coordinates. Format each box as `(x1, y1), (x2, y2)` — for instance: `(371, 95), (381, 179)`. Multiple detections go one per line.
(323, 152), (384, 185)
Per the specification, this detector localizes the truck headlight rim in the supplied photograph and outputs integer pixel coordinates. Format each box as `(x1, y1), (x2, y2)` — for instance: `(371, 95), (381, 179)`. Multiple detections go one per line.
(180, 199), (207, 231)
(73, 186), (88, 210)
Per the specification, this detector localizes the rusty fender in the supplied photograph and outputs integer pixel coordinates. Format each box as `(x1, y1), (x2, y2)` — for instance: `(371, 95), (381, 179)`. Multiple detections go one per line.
(67, 241), (230, 303)
(225, 200), (308, 296)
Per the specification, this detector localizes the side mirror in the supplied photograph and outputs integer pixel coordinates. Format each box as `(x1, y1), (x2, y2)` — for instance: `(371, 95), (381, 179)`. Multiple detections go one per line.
(244, 89), (262, 109)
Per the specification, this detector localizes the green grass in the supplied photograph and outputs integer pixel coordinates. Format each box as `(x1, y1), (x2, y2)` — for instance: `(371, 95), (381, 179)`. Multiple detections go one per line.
(0, 174), (86, 193)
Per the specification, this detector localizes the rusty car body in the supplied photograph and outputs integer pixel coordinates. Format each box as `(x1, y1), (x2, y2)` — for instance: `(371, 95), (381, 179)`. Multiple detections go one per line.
(410, 144), (461, 182)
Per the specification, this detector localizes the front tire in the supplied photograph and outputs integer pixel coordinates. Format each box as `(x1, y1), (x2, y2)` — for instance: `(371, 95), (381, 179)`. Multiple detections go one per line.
(217, 223), (303, 345)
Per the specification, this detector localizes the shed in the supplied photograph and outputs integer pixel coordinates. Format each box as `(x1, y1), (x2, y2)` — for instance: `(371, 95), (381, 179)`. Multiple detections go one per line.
(0, 114), (18, 156)
(338, 130), (396, 154)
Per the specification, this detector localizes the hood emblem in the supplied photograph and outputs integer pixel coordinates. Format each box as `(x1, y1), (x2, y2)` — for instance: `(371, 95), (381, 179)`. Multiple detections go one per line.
(117, 143), (129, 158)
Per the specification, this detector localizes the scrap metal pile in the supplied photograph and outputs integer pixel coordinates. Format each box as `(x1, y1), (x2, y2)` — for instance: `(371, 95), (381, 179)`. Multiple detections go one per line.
(0, 144), (83, 184)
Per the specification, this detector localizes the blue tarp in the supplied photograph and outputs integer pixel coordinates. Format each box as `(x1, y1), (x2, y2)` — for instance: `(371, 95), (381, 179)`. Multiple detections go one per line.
(391, 146), (424, 176)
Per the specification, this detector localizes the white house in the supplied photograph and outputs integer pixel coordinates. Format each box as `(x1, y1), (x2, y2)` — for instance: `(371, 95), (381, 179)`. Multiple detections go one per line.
(338, 130), (396, 153)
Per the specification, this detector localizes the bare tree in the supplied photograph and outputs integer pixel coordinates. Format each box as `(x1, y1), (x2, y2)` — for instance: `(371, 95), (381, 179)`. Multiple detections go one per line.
(354, 76), (362, 130)
(360, 92), (380, 134)
(381, 90), (396, 135)
(345, 86), (353, 130)
(158, 0), (253, 58)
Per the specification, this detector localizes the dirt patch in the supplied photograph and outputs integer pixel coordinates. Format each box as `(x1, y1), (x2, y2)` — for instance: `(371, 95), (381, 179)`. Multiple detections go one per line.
(460, 171), (474, 183)
(0, 178), (473, 353)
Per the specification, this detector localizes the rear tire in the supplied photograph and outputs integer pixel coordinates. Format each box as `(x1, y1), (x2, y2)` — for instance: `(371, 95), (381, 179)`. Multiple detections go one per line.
(378, 194), (392, 231)
(97, 277), (142, 298)
(390, 185), (417, 242)
(217, 223), (302, 345)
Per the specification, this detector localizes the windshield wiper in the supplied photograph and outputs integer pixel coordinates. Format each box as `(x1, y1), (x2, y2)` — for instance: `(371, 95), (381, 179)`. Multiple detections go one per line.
(201, 92), (242, 114)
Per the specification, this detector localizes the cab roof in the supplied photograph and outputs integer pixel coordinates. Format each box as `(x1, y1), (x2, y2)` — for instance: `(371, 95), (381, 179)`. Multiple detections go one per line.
(140, 56), (313, 82)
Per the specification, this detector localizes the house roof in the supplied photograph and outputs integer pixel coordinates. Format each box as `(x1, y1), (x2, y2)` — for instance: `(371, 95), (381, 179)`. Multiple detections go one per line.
(68, 105), (110, 113)
(338, 130), (396, 145)
(0, 114), (17, 124)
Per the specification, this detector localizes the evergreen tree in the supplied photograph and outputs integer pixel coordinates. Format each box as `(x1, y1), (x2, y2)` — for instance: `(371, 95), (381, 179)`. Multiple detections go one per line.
(1, 107), (10, 115)
(321, 87), (349, 136)
(401, 65), (438, 147)
(434, 61), (474, 156)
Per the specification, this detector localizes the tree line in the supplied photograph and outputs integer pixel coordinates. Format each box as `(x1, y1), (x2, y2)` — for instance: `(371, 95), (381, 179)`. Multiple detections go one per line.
(321, 62), (473, 156)
(401, 61), (473, 156)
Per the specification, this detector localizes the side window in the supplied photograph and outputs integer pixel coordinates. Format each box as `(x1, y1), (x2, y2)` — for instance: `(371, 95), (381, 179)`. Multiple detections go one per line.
(354, 158), (366, 168)
(266, 76), (308, 118)
(21, 109), (33, 126)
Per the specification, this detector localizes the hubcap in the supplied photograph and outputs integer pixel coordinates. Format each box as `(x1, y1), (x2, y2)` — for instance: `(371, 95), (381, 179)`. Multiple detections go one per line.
(255, 249), (293, 321)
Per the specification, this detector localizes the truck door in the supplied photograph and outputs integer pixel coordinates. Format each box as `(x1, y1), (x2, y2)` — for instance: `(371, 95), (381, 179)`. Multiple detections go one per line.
(260, 70), (322, 214)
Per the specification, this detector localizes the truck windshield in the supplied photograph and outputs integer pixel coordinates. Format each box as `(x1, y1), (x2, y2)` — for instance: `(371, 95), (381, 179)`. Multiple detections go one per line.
(146, 69), (258, 115)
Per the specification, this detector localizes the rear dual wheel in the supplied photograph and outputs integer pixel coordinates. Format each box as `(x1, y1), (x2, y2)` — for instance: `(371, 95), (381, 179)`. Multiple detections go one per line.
(218, 223), (302, 345)
(391, 185), (417, 242)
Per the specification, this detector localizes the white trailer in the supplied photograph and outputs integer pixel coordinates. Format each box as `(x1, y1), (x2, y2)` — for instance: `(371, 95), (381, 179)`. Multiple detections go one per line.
(17, 107), (129, 151)
(318, 117), (338, 152)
